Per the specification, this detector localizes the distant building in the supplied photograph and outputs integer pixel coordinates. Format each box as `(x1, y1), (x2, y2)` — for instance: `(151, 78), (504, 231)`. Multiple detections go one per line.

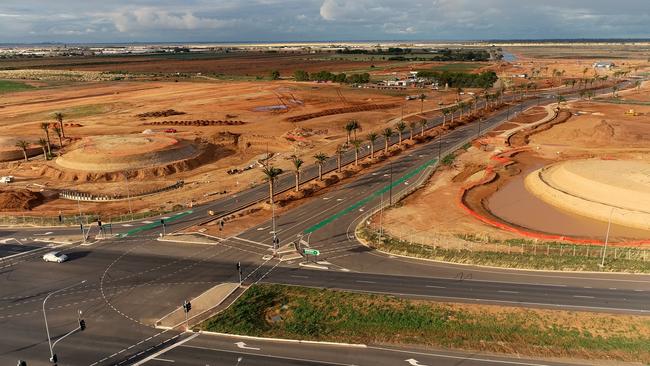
(593, 61), (615, 70)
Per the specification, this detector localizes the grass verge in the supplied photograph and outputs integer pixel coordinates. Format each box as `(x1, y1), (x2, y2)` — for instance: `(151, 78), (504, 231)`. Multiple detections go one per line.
(201, 284), (650, 364)
(0, 79), (35, 93)
(358, 227), (650, 273)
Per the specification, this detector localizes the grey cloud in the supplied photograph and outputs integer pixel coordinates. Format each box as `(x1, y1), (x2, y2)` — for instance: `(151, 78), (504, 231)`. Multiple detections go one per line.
(0, 0), (648, 43)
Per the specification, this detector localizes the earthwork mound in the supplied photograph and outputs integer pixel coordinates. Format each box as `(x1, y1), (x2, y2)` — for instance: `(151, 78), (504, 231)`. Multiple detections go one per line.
(0, 189), (44, 211)
(525, 159), (650, 230)
(42, 134), (212, 182)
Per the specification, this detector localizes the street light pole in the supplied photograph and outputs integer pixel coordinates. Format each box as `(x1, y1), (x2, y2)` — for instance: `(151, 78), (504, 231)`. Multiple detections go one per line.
(600, 208), (614, 268)
(389, 163), (393, 206)
(124, 172), (133, 221)
(43, 280), (86, 363)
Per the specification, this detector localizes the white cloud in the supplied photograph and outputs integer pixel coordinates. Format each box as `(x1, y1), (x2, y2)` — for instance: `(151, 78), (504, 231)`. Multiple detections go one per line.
(109, 7), (235, 32)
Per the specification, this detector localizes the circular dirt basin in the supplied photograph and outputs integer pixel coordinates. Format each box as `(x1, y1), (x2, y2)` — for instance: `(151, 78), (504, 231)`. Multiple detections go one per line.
(55, 134), (200, 173)
(525, 159), (650, 231)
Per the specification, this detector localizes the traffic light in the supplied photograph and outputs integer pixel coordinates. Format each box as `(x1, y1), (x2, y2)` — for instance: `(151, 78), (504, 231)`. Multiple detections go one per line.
(97, 220), (102, 228)
(183, 300), (191, 313)
(79, 319), (86, 331)
(160, 219), (165, 226)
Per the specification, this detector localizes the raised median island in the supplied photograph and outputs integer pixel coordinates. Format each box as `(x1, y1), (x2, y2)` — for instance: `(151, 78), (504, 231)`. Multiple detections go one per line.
(525, 159), (650, 231)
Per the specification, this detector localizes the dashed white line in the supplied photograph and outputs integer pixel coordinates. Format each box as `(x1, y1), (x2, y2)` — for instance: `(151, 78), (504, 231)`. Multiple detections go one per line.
(573, 295), (595, 299)
(498, 290), (519, 294)
(356, 280), (376, 284)
(426, 285), (446, 289)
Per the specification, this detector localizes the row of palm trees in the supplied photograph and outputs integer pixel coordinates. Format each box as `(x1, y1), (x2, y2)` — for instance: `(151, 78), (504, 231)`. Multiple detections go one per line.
(13, 113), (67, 162)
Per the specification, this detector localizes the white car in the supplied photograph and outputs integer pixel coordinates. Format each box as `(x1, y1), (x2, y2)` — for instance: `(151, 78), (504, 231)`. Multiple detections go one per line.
(42, 251), (68, 263)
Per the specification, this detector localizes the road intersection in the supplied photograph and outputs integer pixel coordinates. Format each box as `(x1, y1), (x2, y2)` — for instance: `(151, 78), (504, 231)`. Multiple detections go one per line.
(1, 80), (647, 366)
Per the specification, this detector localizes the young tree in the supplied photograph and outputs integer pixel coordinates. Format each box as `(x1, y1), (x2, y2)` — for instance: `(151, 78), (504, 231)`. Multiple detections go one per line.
(408, 121), (417, 140)
(344, 121), (355, 144)
(15, 140), (29, 162)
(335, 145), (343, 172)
(270, 70), (280, 80)
(314, 153), (327, 180)
(556, 95), (566, 107)
(350, 120), (361, 140)
(291, 156), (303, 192)
(419, 120), (427, 136)
(351, 140), (361, 165)
(52, 125), (63, 150)
(367, 132), (378, 159)
(418, 93), (427, 113)
(38, 138), (48, 160)
(40, 122), (51, 156)
(395, 121), (406, 145)
(262, 165), (282, 206)
(382, 128), (393, 153)
(54, 112), (65, 138)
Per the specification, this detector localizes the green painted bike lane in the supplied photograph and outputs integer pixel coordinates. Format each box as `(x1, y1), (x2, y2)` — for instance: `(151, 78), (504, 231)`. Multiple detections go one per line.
(117, 210), (194, 238)
(304, 157), (438, 234)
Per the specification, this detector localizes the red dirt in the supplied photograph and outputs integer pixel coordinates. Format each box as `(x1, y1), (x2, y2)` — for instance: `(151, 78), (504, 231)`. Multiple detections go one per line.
(0, 189), (44, 211)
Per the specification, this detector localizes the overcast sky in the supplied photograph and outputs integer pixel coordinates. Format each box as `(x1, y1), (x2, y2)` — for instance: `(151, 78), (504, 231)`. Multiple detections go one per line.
(1, 0), (649, 43)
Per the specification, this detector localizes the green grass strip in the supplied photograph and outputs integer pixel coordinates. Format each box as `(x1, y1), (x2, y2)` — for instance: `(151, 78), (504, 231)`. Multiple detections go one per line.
(118, 210), (193, 237)
(304, 157), (437, 234)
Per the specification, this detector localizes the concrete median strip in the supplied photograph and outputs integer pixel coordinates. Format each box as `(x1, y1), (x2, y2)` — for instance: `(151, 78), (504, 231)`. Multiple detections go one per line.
(155, 282), (239, 329)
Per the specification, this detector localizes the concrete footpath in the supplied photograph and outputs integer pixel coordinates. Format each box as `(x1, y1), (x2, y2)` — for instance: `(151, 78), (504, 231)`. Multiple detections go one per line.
(156, 282), (239, 329)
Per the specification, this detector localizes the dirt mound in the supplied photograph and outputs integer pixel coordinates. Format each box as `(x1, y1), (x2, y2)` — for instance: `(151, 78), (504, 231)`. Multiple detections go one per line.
(286, 103), (399, 122)
(508, 110), (572, 147)
(0, 189), (44, 211)
(144, 120), (245, 126)
(137, 109), (186, 118)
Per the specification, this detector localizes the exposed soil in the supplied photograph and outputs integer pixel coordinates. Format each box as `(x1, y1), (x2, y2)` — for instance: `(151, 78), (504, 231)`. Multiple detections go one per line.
(0, 189), (44, 211)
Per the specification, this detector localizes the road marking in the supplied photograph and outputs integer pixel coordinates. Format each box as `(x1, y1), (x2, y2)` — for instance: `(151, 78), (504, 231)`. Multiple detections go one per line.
(122, 224), (133, 227)
(583, 286), (592, 289)
(152, 358), (174, 362)
(34, 231), (53, 236)
(609, 288), (617, 290)
(231, 236), (272, 248)
(634, 289), (644, 292)
(425, 285), (446, 289)
(355, 280), (376, 284)
(573, 295), (595, 299)
(405, 358), (427, 366)
(290, 275), (309, 279)
(235, 341), (260, 350)
(498, 290), (519, 294)
(182, 345), (358, 366)
(336, 198), (343, 201)
(132, 333), (198, 366)
(142, 221), (154, 224)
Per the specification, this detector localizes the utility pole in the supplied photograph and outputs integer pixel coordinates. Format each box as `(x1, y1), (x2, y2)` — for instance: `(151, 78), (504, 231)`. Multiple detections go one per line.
(438, 136), (442, 161)
(388, 163), (393, 206)
(124, 172), (133, 221)
(600, 208), (614, 268)
(378, 194), (384, 245)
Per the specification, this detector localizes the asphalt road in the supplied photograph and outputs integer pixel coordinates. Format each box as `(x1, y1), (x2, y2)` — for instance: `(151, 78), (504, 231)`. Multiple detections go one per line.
(0, 79), (646, 366)
(135, 332), (586, 366)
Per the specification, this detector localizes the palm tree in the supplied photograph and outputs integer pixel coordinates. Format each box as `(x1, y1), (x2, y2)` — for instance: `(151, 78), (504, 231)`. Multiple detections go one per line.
(344, 121), (355, 144)
(472, 94), (480, 113)
(262, 165), (282, 206)
(483, 93), (490, 110)
(382, 128), (393, 153)
(395, 121), (406, 145)
(54, 112), (65, 138)
(15, 140), (29, 162)
(291, 156), (303, 192)
(408, 121), (417, 140)
(38, 138), (48, 160)
(418, 93), (426, 113)
(612, 85), (619, 98)
(52, 125), (63, 150)
(441, 108), (449, 126)
(367, 132), (378, 159)
(449, 106), (456, 124)
(458, 102), (465, 119)
(40, 122), (51, 156)
(351, 140), (361, 165)
(314, 153), (327, 180)
(419, 120), (427, 136)
(350, 120), (361, 140)
(335, 145), (343, 172)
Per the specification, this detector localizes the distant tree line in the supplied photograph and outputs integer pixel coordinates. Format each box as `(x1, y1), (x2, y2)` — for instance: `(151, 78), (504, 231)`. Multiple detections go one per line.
(294, 70), (371, 83)
(417, 70), (498, 88)
(336, 47), (412, 55)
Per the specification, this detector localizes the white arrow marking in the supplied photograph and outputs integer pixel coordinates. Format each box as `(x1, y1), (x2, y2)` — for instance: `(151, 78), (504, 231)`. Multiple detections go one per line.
(142, 220), (154, 224)
(235, 342), (260, 350)
(405, 359), (427, 366)
(34, 232), (53, 236)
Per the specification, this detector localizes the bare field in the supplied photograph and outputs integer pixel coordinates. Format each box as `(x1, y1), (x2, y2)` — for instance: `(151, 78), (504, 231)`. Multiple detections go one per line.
(379, 81), (650, 243)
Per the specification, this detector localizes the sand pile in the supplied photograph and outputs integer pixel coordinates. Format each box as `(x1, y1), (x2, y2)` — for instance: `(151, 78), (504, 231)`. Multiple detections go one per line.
(0, 189), (44, 211)
(525, 159), (650, 230)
